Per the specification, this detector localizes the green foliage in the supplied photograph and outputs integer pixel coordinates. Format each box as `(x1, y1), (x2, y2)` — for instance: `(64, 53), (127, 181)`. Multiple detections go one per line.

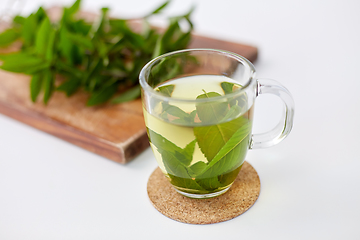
(30, 73), (43, 102)
(193, 114), (249, 162)
(0, 29), (19, 47)
(0, 0), (194, 105)
(156, 84), (174, 97)
(161, 102), (196, 125)
(111, 85), (141, 104)
(147, 91), (252, 194)
(196, 91), (228, 124)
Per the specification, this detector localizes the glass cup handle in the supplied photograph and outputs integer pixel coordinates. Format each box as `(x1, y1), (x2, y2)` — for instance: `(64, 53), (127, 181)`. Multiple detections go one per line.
(250, 79), (295, 149)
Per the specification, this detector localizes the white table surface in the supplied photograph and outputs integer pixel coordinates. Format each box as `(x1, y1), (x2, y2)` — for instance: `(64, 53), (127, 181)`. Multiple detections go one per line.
(1, 0), (359, 239)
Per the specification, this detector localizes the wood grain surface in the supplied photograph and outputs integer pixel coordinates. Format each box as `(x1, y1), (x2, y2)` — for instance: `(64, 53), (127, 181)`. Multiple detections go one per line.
(0, 9), (258, 164)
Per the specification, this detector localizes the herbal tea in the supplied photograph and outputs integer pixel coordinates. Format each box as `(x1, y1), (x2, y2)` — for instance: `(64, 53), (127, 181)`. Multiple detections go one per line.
(143, 75), (253, 197)
(141, 49), (294, 199)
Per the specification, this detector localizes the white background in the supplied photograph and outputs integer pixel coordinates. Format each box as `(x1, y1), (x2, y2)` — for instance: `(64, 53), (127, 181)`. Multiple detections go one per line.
(1, 0), (360, 239)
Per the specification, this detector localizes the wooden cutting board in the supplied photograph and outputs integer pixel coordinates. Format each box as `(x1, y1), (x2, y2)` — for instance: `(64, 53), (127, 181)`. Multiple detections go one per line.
(0, 10), (258, 164)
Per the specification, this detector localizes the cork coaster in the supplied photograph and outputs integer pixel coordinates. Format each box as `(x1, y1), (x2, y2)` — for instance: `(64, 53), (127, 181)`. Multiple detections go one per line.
(147, 161), (260, 224)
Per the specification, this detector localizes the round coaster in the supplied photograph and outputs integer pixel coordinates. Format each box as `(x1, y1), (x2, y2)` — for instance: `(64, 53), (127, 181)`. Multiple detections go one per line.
(147, 161), (260, 224)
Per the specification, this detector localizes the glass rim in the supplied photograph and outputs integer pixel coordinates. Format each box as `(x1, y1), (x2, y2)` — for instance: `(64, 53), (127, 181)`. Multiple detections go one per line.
(139, 48), (256, 103)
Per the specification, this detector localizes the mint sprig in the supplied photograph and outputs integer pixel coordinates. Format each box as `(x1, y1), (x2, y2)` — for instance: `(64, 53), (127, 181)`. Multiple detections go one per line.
(0, 0), (194, 106)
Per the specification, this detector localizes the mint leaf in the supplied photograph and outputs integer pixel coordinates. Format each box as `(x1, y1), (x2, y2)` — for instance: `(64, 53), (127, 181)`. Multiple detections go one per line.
(58, 27), (81, 65)
(55, 61), (83, 79)
(146, 0), (171, 17)
(195, 176), (221, 191)
(68, 0), (81, 15)
(34, 7), (47, 22)
(234, 93), (248, 109)
(43, 70), (54, 104)
(147, 128), (193, 166)
(147, 128), (182, 155)
(221, 104), (242, 122)
(0, 29), (19, 47)
(82, 58), (102, 90)
(173, 31), (191, 49)
(162, 102), (189, 119)
(66, 31), (94, 51)
(162, 150), (205, 192)
(161, 102), (196, 125)
(221, 82), (234, 94)
(168, 173), (205, 192)
(152, 35), (164, 58)
(196, 91), (228, 124)
(22, 14), (37, 47)
(0, 52), (28, 61)
(35, 17), (52, 57)
(111, 85), (141, 104)
(197, 119), (252, 179)
(147, 128), (204, 191)
(91, 7), (109, 39)
(193, 115), (249, 162)
(30, 73), (43, 102)
(156, 84), (174, 97)
(86, 82), (118, 106)
(57, 77), (81, 96)
(0, 52), (50, 74)
(189, 110), (197, 121)
(221, 81), (248, 108)
(181, 139), (196, 166)
(13, 16), (25, 25)
(149, 57), (182, 86)
(188, 161), (207, 177)
(218, 164), (243, 186)
(209, 121), (251, 167)
(161, 150), (191, 178)
(45, 29), (56, 61)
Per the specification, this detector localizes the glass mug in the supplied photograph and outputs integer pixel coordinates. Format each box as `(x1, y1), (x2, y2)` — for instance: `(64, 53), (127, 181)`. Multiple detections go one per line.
(140, 49), (294, 199)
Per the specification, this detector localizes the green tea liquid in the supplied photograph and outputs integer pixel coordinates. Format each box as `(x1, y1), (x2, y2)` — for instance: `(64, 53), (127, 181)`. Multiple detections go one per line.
(144, 75), (253, 198)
